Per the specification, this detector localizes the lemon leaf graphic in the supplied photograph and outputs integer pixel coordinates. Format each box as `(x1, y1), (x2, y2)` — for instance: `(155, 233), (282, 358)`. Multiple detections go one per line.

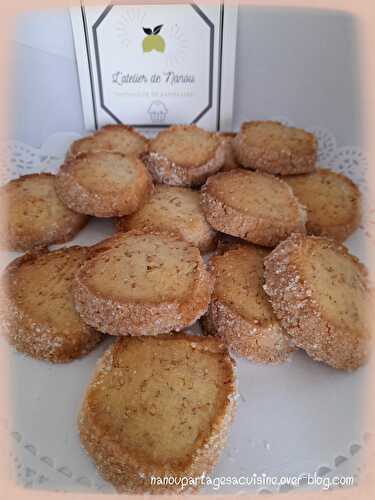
(143, 27), (152, 35)
(153, 25), (163, 34)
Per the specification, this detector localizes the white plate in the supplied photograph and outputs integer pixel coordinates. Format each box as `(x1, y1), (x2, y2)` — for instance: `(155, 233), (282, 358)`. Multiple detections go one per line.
(1, 127), (370, 494)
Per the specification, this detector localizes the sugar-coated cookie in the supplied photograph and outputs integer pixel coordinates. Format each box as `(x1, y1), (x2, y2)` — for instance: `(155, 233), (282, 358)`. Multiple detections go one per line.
(56, 151), (153, 217)
(233, 121), (317, 175)
(203, 243), (295, 363)
(201, 169), (306, 247)
(68, 124), (148, 159)
(116, 185), (217, 252)
(264, 234), (370, 370)
(285, 168), (361, 242)
(73, 231), (213, 336)
(1, 246), (103, 363)
(78, 334), (236, 493)
(144, 125), (226, 186)
(0, 173), (88, 251)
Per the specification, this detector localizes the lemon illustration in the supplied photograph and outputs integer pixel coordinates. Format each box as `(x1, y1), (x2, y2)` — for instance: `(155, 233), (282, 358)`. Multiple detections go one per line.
(142, 25), (165, 53)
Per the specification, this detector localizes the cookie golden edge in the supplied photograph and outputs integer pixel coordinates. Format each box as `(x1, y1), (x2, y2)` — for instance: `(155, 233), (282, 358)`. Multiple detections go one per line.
(201, 302), (295, 364)
(233, 121), (317, 175)
(67, 124), (149, 159)
(114, 185), (218, 253)
(73, 231), (214, 336)
(55, 152), (154, 217)
(200, 171), (307, 247)
(0, 247), (103, 363)
(3, 212), (88, 253)
(201, 248), (295, 363)
(115, 216), (217, 254)
(0, 173), (89, 252)
(286, 168), (362, 242)
(144, 126), (227, 187)
(78, 334), (237, 494)
(263, 233), (370, 370)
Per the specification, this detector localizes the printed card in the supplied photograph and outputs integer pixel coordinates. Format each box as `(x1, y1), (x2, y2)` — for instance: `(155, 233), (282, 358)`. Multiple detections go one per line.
(70, 2), (238, 131)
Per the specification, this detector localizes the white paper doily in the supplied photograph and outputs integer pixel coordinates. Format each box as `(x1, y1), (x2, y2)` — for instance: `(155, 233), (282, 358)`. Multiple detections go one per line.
(0, 124), (371, 494)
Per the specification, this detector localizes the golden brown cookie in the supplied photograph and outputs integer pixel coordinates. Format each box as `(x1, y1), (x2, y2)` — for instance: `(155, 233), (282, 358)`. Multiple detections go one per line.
(220, 132), (241, 171)
(0, 173), (88, 251)
(264, 233), (370, 370)
(202, 244), (294, 363)
(144, 125), (226, 186)
(78, 334), (236, 494)
(68, 124), (148, 159)
(284, 168), (361, 242)
(115, 185), (217, 252)
(200, 169), (306, 247)
(0, 246), (103, 363)
(56, 151), (153, 217)
(73, 231), (213, 336)
(233, 121), (317, 175)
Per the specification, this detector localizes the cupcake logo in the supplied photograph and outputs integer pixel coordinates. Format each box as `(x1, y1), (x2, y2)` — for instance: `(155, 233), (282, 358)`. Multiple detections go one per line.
(148, 101), (168, 123)
(142, 25), (165, 53)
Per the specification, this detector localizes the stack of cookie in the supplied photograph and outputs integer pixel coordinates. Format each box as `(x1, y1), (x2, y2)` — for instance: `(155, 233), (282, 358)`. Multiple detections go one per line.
(199, 121), (367, 371)
(0, 120), (369, 494)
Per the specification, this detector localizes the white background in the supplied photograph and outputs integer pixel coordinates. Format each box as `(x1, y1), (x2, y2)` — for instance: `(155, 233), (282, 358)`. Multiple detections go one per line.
(9, 5), (363, 148)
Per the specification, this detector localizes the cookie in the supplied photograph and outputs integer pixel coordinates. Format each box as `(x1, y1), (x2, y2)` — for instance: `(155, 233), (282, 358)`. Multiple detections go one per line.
(73, 231), (213, 336)
(200, 169), (306, 247)
(56, 151), (153, 217)
(233, 121), (317, 175)
(220, 132), (240, 172)
(264, 233), (370, 370)
(68, 124), (148, 159)
(115, 185), (217, 252)
(78, 334), (236, 494)
(144, 125), (226, 186)
(284, 168), (361, 242)
(0, 246), (103, 363)
(202, 244), (294, 363)
(0, 173), (88, 251)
